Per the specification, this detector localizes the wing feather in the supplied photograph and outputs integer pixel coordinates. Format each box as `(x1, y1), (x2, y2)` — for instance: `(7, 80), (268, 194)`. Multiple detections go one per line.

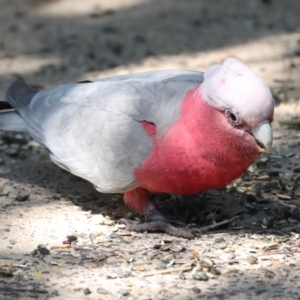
(5, 70), (204, 192)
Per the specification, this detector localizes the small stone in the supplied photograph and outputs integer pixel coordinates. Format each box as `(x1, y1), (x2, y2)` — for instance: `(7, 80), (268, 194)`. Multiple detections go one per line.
(246, 255), (258, 264)
(103, 219), (114, 226)
(153, 260), (167, 270)
(97, 288), (107, 294)
(37, 244), (50, 255)
(109, 232), (120, 239)
(120, 289), (130, 297)
(192, 272), (208, 281)
(228, 253), (236, 260)
(218, 242), (227, 250)
(0, 268), (14, 278)
(170, 244), (185, 252)
(5, 147), (19, 158)
(262, 180), (278, 192)
(83, 288), (91, 295)
(31, 249), (38, 256)
(210, 267), (221, 275)
(264, 270), (275, 279)
(214, 237), (225, 243)
(15, 194), (30, 202)
(199, 258), (214, 268)
(246, 194), (257, 202)
(118, 271), (131, 278)
(293, 166), (300, 173)
(267, 171), (280, 177)
(261, 217), (274, 228)
(67, 235), (78, 243)
(191, 287), (201, 294)
(271, 163), (282, 169)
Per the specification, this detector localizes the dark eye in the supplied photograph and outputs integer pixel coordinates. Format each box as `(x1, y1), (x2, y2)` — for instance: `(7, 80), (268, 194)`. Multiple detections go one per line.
(229, 112), (237, 122)
(225, 109), (243, 127)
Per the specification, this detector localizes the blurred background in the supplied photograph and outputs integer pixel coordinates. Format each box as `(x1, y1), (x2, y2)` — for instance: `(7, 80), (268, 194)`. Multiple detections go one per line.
(0, 0), (299, 100)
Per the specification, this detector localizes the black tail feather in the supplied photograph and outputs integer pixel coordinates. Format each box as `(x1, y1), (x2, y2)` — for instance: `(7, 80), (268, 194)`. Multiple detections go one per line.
(5, 77), (39, 112)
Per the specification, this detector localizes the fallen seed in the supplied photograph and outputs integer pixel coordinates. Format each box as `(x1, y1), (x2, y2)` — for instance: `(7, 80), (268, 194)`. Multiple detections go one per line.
(277, 194), (292, 200)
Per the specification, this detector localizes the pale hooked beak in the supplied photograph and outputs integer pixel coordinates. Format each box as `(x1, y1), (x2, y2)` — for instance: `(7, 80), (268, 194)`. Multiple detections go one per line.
(251, 120), (272, 153)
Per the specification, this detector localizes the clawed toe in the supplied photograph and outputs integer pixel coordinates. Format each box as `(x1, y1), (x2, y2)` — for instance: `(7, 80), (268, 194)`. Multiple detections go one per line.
(118, 218), (195, 239)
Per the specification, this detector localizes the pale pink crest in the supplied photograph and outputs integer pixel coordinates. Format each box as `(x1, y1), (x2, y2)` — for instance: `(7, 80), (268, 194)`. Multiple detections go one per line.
(200, 57), (274, 128)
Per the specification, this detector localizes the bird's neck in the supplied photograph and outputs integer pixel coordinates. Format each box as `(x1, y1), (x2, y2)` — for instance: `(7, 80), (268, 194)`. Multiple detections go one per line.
(135, 86), (260, 194)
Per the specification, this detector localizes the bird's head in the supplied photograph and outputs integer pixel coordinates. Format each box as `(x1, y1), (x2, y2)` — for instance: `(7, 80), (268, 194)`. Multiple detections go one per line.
(200, 57), (274, 153)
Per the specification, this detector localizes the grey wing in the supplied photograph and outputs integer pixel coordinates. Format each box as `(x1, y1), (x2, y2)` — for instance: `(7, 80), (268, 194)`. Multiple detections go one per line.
(22, 83), (153, 193)
(5, 71), (204, 193)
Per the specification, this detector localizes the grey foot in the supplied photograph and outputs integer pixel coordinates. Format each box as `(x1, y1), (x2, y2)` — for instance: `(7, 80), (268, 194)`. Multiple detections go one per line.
(118, 217), (196, 239)
(145, 209), (168, 223)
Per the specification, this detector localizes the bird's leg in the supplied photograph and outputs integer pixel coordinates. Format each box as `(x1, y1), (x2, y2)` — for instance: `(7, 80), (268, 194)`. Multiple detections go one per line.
(121, 187), (195, 239)
(123, 187), (167, 222)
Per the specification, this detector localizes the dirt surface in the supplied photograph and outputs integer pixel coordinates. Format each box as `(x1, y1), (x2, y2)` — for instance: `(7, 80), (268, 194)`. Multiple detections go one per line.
(1, 0), (300, 299)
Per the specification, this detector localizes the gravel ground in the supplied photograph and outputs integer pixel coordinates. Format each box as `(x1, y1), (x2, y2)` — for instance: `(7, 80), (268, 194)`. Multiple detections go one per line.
(1, 0), (300, 299)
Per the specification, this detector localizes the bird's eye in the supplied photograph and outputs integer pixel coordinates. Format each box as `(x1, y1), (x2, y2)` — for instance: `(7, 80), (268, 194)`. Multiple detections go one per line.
(229, 112), (237, 122)
(225, 109), (243, 127)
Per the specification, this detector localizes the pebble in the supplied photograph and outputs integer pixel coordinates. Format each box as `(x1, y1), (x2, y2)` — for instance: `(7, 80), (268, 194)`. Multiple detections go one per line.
(246, 255), (258, 264)
(66, 235), (78, 243)
(267, 170), (280, 177)
(262, 180), (278, 191)
(218, 242), (227, 250)
(210, 268), (221, 275)
(118, 271), (132, 278)
(31, 249), (38, 256)
(15, 194), (30, 202)
(170, 244), (185, 252)
(0, 268), (14, 278)
(293, 166), (300, 173)
(199, 258), (214, 268)
(5, 146), (19, 158)
(97, 288), (108, 294)
(191, 287), (201, 294)
(153, 260), (167, 270)
(214, 237), (225, 243)
(83, 288), (91, 295)
(120, 289), (131, 297)
(261, 217), (274, 228)
(37, 244), (50, 255)
(192, 272), (208, 281)
(264, 270), (275, 279)
(228, 253), (236, 260)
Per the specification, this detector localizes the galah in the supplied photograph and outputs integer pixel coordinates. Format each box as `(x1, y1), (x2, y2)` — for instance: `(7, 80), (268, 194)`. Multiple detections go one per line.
(0, 57), (274, 236)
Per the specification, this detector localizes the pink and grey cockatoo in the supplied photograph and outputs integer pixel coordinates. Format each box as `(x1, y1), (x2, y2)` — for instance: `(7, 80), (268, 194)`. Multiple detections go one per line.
(0, 57), (274, 236)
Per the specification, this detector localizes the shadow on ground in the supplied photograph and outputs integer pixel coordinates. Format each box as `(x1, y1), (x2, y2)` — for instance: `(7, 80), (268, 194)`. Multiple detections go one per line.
(0, 0), (299, 91)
